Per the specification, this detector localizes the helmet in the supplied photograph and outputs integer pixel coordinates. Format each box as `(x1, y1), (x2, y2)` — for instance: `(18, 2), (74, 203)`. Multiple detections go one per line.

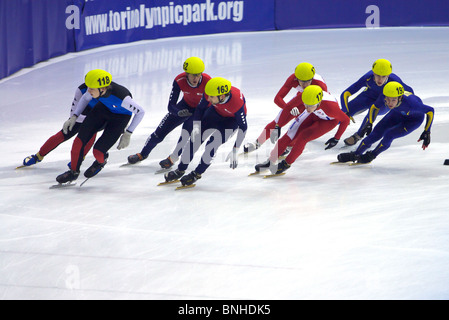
(183, 57), (205, 74)
(205, 77), (231, 96)
(383, 81), (404, 97)
(295, 62), (315, 81)
(85, 69), (112, 88)
(372, 59), (392, 76)
(302, 85), (323, 106)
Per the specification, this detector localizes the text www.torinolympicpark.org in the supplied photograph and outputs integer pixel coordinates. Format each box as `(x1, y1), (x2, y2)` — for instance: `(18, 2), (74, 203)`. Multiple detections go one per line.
(85, 1), (244, 35)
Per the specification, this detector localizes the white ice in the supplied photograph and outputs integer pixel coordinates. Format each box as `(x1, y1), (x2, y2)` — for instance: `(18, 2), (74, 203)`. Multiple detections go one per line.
(1, 27), (449, 300)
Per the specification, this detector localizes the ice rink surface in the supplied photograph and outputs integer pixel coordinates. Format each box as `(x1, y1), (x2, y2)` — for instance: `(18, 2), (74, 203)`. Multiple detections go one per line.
(1, 27), (449, 300)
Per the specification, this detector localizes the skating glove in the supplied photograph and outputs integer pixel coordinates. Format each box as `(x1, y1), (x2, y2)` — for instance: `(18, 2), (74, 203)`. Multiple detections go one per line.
(191, 123), (201, 143)
(270, 125), (281, 143)
(418, 131), (431, 150)
(117, 130), (132, 150)
(290, 107), (300, 116)
(325, 137), (339, 150)
(63, 115), (77, 134)
(177, 109), (192, 117)
(225, 147), (239, 169)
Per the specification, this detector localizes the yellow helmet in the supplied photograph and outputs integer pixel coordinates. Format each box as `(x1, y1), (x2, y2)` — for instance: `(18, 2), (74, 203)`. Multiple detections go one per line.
(295, 62), (315, 81)
(205, 77), (231, 96)
(372, 59), (392, 76)
(302, 85), (323, 106)
(183, 57), (205, 74)
(85, 69), (112, 88)
(383, 81), (404, 97)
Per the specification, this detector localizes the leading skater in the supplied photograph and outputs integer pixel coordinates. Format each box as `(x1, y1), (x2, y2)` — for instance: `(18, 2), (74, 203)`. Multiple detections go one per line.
(337, 82), (434, 164)
(341, 58), (414, 146)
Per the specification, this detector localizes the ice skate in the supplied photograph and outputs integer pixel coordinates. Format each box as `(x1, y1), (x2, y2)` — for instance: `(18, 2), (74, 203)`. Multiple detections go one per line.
(337, 151), (358, 163)
(164, 169), (185, 183)
(344, 133), (361, 146)
(180, 171), (201, 186)
(56, 169), (80, 184)
(271, 159), (290, 175)
(84, 160), (106, 178)
(127, 153), (147, 164)
(254, 160), (271, 172)
(159, 156), (174, 169)
(356, 151), (376, 164)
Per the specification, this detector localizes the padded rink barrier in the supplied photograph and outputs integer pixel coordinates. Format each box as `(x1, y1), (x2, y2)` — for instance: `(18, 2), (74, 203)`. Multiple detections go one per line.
(2, 0), (449, 80)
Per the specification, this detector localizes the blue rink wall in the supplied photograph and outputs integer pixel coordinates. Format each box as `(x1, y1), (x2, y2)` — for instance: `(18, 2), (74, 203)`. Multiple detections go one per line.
(1, 0), (448, 80)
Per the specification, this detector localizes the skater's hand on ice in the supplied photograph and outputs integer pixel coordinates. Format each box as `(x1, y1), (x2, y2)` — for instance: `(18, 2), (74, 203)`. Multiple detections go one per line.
(325, 138), (339, 150)
(418, 131), (430, 150)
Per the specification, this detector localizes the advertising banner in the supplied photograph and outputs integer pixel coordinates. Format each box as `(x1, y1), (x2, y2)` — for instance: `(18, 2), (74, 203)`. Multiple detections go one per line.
(2, 0), (448, 80)
(275, 0), (449, 30)
(74, 0), (275, 51)
(0, 0), (74, 79)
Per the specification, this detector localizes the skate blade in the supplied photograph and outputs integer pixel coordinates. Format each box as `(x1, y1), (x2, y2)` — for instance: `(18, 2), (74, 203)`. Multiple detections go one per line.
(49, 182), (77, 189)
(79, 178), (90, 187)
(175, 184), (196, 190)
(248, 171), (261, 176)
(263, 172), (286, 178)
(157, 180), (179, 186)
(349, 162), (371, 166)
(330, 161), (349, 165)
(15, 165), (28, 169)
